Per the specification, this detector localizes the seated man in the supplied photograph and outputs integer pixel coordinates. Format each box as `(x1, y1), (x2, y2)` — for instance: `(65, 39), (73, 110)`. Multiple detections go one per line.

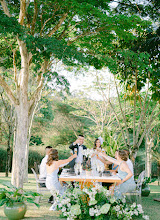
(39, 146), (52, 181)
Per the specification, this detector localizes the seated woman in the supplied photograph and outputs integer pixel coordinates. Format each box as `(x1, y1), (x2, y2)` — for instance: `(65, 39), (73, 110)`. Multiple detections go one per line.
(99, 150), (136, 199)
(91, 138), (105, 171)
(46, 148), (77, 210)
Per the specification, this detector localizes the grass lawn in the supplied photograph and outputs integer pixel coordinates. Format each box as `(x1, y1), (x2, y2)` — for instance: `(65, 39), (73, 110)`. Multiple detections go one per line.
(0, 173), (160, 220)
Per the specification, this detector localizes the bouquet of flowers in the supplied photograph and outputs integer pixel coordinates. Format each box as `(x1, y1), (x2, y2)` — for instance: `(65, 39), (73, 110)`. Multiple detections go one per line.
(82, 149), (94, 158)
(54, 183), (149, 220)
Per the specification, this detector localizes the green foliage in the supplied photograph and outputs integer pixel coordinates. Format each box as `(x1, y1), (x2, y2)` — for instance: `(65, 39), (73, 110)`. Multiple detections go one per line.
(142, 177), (156, 188)
(0, 148), (7, 172)
(29, 135), (43, 146)
(56, 184), (147, 219)
(102, 129), (121, 156)
(28, 150), (43, 173)
(0, 182), (40, 207)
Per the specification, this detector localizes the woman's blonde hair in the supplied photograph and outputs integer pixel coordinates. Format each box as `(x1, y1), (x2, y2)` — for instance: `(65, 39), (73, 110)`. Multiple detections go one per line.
(46, 149), (59, 166)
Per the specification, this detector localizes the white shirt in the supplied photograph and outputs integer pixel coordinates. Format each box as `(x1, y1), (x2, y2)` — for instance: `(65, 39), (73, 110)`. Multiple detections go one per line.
(39, 155), (48, 179)
(75, 145), (83, 164)
(126, 159), (134, 175)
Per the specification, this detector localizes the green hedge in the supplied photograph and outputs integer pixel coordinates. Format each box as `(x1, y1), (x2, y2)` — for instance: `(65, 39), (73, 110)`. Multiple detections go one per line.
(28, 150), (43, 173)
(0, 148), (7, 172)
(0, 147), (70, 173)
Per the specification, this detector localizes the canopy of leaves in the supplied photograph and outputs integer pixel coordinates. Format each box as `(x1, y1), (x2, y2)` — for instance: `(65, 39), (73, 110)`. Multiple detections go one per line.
(0, 0), (149, 73)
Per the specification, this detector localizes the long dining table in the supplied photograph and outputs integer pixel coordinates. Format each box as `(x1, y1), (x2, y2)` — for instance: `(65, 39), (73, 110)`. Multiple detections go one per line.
(59, 169), (121, 187)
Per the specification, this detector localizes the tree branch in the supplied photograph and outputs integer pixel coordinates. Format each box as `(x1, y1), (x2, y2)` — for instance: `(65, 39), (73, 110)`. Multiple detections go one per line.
(31, 0), (38, 35)
(0, 0), (11, 17)
(48, 13), (68, 37)
(19, 0), (26, 25)
(133, 69), (137, 146)
(0, 75), (19, 105)
(67, 26), (107, 46)
(114, 75), (130, 146)
(29, 60), (48, 112)
(137, 104), (160, 148)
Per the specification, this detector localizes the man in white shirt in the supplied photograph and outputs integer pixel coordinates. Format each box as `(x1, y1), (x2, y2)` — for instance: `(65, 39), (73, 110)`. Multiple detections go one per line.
(69, 135), (87, 167)
(39, 146), (52, 181)
(39, 146), (53, 203)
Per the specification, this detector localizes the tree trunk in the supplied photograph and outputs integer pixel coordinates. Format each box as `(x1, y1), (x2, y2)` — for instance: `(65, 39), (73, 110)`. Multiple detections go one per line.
(145, 136), (153, 178)
(5, 126), (12, 177)
(11, 39), (30, 188)
(11, 103), (29, 188)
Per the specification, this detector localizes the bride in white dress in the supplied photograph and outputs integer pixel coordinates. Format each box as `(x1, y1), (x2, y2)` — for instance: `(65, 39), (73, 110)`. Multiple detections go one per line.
(46, 148), (77, 210)
(91, 138), (105, 171)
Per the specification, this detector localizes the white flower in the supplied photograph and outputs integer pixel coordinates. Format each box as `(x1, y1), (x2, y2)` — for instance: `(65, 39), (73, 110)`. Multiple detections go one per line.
(67, 217), (74, 220)
(137, 204), (144, 214)
(132, 202), (137, 208)
(89, 208), (95, 216)
(70, 204), (81, 216)
(134, 210), (138, 216)
(67, 203), (71, 208)
(62, 207), (66, 212)
(114, 205), (120, 211)
(58, 203), (62, 208)
(143, 215), (149, 220)
(129, 211), (134, 216)
(118, 211), (122, 215)
(122, 197), (126, 203)
(110, 197), (116, 204)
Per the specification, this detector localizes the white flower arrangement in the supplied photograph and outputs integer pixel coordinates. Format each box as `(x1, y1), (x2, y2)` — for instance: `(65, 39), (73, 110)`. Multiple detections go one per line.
(82, 149), (94, 158)
(54, 183), (149, 220)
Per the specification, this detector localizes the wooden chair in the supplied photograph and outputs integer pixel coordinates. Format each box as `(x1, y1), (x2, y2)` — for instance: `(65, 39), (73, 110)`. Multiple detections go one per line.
(124, 171), (145, 204)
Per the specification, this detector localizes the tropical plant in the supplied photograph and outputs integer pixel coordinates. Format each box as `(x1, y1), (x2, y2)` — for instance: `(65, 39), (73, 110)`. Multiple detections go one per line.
(0, 182), (40, 207)
(142, 177), (156, 188)
(55, 183), (149, 220)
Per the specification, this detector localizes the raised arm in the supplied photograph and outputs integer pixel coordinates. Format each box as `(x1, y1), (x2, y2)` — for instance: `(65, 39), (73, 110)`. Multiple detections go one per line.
(99, 152), (119, 165)
(69, 143), (75, 150)
(97, 156), (112, 165)
(55, 154), (77, 169)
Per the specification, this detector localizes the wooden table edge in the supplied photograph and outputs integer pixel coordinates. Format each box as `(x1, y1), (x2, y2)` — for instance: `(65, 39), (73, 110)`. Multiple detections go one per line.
(59, 177), (121, 183)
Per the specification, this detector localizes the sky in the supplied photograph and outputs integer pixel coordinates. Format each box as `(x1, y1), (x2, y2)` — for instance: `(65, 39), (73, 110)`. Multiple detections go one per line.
(52, 61), (117, 100)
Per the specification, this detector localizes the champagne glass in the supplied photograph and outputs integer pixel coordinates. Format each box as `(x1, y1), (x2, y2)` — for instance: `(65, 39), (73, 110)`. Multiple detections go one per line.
(70, 150), (73, 155)
(74, 164), (78, 175)
(74, 148), (77, 154)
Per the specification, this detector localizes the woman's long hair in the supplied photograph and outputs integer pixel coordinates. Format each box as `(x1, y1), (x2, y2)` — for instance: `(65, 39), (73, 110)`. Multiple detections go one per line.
(118, 150), (128, 161)
(93, 138), (102, 150)
(46, 149), (59, 166)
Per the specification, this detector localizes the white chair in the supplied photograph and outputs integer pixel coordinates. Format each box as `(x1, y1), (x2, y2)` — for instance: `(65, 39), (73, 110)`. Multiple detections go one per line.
(31, 168), (49, 193)
(124, 171), (145, 204)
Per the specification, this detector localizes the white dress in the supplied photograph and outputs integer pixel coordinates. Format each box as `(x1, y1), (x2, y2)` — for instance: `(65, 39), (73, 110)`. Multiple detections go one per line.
(91, 149), (105, 171)
(46, 168), (66, 196)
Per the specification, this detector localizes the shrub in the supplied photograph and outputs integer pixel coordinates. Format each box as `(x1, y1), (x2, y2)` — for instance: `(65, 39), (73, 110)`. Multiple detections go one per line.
(28, 150), (43, 173)
(29, 135), (43, 146)
(0, 148), (7, 172)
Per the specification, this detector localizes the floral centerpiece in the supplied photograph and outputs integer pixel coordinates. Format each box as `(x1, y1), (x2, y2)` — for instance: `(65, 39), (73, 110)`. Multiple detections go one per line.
(82, 149), (94, 159)
(54, 183), (149, 220)
(81, 149), (94, 173)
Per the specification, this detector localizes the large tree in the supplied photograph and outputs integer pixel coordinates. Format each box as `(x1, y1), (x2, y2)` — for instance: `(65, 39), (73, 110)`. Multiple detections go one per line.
(0, 0), (148, 187)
